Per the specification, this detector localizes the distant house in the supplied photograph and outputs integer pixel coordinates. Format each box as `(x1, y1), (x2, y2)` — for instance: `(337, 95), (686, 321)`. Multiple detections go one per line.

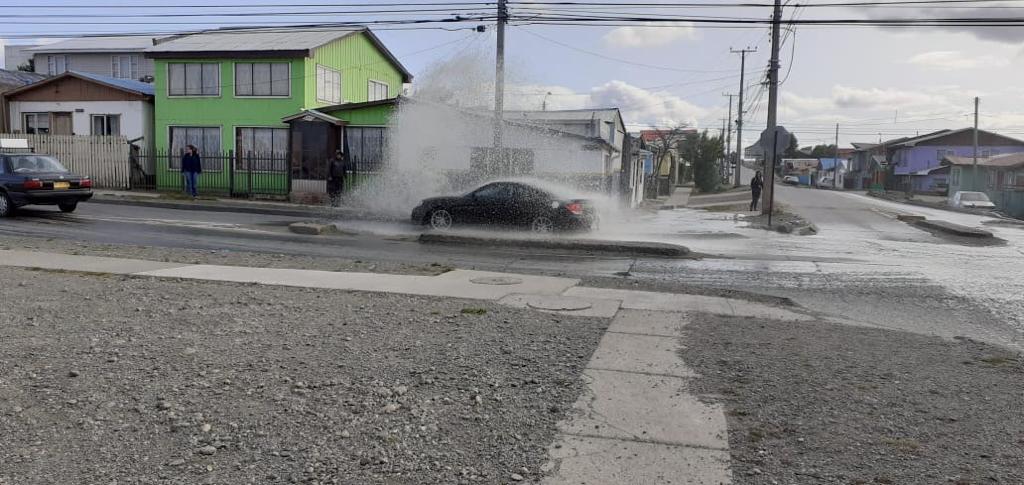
(639, 128), (696, 194)
(26, 36), (158, 81)
(816, 158), (847, 188)
(0, 68), (48, 132)
(4, 71), (154, 142)
(943, 153), (1024, 218)
(888, 128), (1024, 194)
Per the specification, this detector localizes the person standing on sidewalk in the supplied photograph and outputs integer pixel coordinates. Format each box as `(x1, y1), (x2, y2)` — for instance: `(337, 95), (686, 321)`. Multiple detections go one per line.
(326, 149), (346, 207)
(181, 145), (202, 198)
(750, 170), (763, 211)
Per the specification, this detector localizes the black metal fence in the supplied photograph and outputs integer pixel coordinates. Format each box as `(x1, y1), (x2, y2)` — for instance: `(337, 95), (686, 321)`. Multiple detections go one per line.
(141, 149), (290, 199)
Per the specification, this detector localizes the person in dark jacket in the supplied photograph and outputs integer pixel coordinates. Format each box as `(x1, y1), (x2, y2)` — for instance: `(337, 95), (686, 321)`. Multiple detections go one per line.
(750, 170), (763, 211)
(326, 149), (346, 206)
(181, 145), (202, 198)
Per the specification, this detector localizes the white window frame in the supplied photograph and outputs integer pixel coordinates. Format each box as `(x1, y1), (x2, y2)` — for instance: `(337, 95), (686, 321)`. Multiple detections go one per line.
(234, 126), (289, 173)
(111, 55), (139, 79)
(46, 55), (68, 75)
(167, 62), (221, 97)
(233, 62), (291, 98)
(90, 114), (121, 136)
(316, 64), (342, 104)
(367, 79), (389, 102)
(168, 125), (223, 171)
(23, 112), (50, 134)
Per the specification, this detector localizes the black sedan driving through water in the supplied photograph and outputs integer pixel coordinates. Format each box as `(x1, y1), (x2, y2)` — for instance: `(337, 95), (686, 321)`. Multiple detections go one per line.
(411, 180), (598, 233)
(0, 153), (93, 217)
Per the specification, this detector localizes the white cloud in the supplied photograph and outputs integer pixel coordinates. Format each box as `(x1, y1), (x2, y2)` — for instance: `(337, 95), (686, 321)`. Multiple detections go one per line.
(908, 50), (1010, 70)
(831, 85), (949, 110)
(603, 22), (697, 48)
(591, 80), (706, 128)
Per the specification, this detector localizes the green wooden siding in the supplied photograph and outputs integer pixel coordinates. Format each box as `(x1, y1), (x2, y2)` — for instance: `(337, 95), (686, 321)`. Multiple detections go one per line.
(304, 33), (403, 108)
(323, 103), (395, 126)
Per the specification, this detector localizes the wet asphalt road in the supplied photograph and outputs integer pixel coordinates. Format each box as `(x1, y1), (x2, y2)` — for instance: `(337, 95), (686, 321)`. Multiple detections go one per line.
(2, 190), (1024, 351)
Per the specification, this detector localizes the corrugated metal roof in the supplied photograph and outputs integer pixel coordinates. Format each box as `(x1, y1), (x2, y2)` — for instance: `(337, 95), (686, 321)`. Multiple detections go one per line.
(28, 36), (156, 53)
(944, 153), (1024, 168)
(0, 68), (47, 87)
(146, 28), (360, 54)
(506, 109), (621, 122)
(70, 71), (154, 96)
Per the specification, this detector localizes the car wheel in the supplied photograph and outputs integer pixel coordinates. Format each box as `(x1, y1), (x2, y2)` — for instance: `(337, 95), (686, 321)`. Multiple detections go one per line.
(58, 202), (78, 213)
(429, 209), (453, 231)
(531, 215), (554, 234)
(0, 192), (13, 217)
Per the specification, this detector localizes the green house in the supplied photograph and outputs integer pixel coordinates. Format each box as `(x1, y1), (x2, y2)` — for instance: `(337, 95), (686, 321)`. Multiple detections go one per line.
(145, 27), (412, 197)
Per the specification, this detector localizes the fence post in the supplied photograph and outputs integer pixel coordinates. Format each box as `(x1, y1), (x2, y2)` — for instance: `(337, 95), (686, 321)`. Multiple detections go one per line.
(248, 152), (254, 200)
(228, 150), (235, 197)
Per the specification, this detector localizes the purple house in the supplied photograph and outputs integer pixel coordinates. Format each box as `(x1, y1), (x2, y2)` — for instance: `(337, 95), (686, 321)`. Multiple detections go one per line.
(890, 128), (1024, 193)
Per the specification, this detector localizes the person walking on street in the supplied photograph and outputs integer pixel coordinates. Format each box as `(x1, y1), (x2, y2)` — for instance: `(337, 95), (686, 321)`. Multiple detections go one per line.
(181, 145), (202, 198)
(750, 170), (763, 211)
(327, 149), (346, 207)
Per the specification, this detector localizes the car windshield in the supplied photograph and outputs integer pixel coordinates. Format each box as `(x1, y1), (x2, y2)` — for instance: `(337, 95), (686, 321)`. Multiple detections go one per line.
(8, 155), (68, 174)
(960, 192), (990, 202)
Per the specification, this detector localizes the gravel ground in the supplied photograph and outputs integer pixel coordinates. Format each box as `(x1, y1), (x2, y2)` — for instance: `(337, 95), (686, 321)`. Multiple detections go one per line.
(0, 235), (450, 276)
(0, 267), (608, 485)
(680, 315), (1024, 485)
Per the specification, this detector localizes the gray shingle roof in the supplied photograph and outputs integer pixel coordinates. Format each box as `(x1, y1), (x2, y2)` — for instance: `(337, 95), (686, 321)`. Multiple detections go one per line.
(146, 28), (361, 55)
(28, 36), (157, 53)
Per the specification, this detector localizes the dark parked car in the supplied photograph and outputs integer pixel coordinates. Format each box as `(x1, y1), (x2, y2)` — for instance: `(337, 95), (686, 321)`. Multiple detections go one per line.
(0, 153), (93, 217)
(411, 181), (598, 232)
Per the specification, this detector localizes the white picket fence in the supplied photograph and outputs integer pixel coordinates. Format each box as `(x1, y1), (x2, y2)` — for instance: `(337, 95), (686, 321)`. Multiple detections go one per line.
(0, 134), (137, 189)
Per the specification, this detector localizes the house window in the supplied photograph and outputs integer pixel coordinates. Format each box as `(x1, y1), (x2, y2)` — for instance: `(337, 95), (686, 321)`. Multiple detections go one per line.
(168, 63), (220, 97)
(950, 167), (960, 186)
(24, 113), (50, 134)
(169, 126), (222, 170)
(316, 65), (341, 104)
(236, 127), (288, 172)
(235, 62), (290, 97)
(91, 115), (121, 136)
(111, 55), (139, 79)
(367, 80), (388, 102)
(46, 55), (68, 75)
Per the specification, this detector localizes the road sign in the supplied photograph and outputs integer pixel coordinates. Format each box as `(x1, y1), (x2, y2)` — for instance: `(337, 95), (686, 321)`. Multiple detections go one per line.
(758, 126), (791, 156)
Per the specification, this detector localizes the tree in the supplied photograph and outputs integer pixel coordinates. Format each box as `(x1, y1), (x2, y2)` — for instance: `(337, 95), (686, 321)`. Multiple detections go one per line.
(782, 134), (801, 158)
(17, 59), (34, 72)
(641, 125), (691, 185)
(808, 144), (837, 158)
(684, 130), (724, 193)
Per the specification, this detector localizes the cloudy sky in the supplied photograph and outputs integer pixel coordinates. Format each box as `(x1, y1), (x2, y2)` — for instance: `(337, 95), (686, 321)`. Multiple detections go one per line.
(3, 1), (1023, 149)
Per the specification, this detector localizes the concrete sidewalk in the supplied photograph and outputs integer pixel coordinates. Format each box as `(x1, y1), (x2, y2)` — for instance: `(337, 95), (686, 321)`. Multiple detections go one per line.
(90, 190), (380, 220)
(0, 249), (812, 484)
(657, 186), (693, 210)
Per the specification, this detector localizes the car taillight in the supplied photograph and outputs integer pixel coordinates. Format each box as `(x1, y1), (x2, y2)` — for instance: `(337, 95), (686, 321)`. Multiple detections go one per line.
(80, 178), (92, 188)
(23, 179), (43, 190)
(565, 202), (584, 215)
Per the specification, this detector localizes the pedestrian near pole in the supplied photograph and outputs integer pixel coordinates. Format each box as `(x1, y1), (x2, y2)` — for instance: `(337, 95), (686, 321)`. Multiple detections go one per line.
(762, 0), (783, 218)
(973, 96), (979, 191)
(732, 47), (756, 187)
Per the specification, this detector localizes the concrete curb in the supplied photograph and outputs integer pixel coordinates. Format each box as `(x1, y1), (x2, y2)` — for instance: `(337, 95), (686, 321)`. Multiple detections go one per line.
(913, 219), (994, 238)
(288, 222), (338, 235)
(418, 233), (693, 258)
(86, 194), (390, 221)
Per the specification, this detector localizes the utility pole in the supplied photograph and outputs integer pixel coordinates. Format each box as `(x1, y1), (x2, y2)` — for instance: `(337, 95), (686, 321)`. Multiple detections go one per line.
(762, 0), (783, 224)
(723, 93), (735, 183)
(731, 47), (755, 187)
(492, 0), (508, 172)
(972, 96), (979, 191)
(833, 123), (839, 189)
(720, 119), (728, 181)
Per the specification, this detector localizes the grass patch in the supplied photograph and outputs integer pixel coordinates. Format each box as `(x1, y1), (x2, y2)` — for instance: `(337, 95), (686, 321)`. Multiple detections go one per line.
(460, 307), (488, 315)
(978, 355), (1017, 366)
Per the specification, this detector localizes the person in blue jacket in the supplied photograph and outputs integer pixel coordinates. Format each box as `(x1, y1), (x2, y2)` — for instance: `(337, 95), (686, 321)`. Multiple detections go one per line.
(181, 145), (202, 198)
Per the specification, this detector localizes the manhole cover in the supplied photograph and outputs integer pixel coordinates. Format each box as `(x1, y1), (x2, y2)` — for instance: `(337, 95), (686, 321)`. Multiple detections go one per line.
(470, 277), (523, 286)
(526, 297), (593, 312)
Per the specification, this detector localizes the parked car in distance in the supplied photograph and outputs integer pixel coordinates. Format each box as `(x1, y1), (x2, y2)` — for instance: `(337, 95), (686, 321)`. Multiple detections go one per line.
(782, 175), (800, 185)
(0, 153), (93, 217)
(949, 191), (996, 209)
(411, 180), (597, 233)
